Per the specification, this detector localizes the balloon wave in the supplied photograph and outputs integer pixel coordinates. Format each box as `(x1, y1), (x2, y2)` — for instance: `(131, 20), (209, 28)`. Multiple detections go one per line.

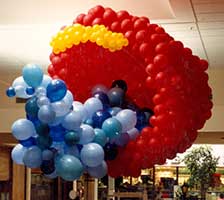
(7, 5), (212, 180)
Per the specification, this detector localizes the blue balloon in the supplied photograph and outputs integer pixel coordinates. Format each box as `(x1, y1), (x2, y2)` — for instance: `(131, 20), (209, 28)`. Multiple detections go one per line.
(47, 79), (67, 102)
(26, 87), (35, 95)
(84, 97), (103, 118)
(102, 117), (122, 139)
(41, 159), (55, 175)
(12, 119), (36, 140)
(64, 145), (80, 158)
(25, 97), (39, 118)
(93, 128), (107, 147)
(51, 141), (65, 154)
(116, 109), (137, 132)
(11, 144), (27, 165)
(44, 170), (58, 179)
(78, 124), (95, 145)
(23, 146), (42, 168)
(91, 84), (108, 95)
(55, 154), (84, 181)
(87, 161), (107, 178)
(93, 92), (110, 109)
(38, 105), (56, 123)
(80, 143), (104, 167)
(6, 87), (16, 97)
(62, 111), (82, 131)
(19, 137), (36, 147)
(22, 64), (43, 88)
(92, 110), (112, 128)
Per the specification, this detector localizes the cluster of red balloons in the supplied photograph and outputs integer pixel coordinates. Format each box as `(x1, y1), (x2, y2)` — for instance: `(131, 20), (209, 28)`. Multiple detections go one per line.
(48, 5), (212, 178)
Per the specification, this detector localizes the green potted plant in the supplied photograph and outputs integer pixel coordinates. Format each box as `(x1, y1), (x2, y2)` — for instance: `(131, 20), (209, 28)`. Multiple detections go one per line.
(183, 146), (219, 199)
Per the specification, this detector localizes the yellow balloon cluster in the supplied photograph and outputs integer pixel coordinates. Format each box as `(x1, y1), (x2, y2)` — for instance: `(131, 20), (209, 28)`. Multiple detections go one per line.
(50, 24), (129, 54)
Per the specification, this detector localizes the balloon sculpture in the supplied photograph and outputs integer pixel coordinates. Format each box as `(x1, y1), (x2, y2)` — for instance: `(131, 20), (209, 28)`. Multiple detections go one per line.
(6, 5), (212, 180)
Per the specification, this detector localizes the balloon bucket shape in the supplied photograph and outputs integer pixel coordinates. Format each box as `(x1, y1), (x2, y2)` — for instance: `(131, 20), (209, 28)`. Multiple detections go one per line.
(6, 5), (212, 180)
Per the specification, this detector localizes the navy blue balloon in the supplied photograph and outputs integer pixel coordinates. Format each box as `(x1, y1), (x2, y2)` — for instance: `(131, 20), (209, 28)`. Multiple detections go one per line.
(141, 108), (154, 126)
(135, 111), (147, 130)
(26, 87), (35, 95)
(93, 92), (110, 109)
(41, 159), (55, 175)
(25, 97), (39, 117)
(46, 79), (67, 102)
(111, 80), (127, 92)
(104, 143), (118, 160)
(92, 110), (112, 128)
(50, 125), (66, 142)
(34, 121), (50, 136)
(19, 137), (36, 147)
(6, 87), (16, 97)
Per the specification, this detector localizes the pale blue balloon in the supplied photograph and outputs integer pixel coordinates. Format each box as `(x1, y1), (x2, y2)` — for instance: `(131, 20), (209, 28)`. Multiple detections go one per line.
(12, 76), (31, 98)
(40, 75), (52, 88)
(55, 154), (84, 181)
(12, 119), (36, 140)
(79, 124), (95, 145)
(116, 109), (137, 132)
(11, 144), (27, 165)
(51, 100), (71, 117)
(38, 105), (56, 123)
(84, 97), (103, 118)
(62, 111), (82, 131)
(107, 107), (122, 116)
(87, 161), (107, 178)
(63, 91), (74, 107)
(127, 128), (140, 140)
(72, 102), (88, 122)
(23, 146), (42, 168)
(80, 143), (104, 167)
(22, 64), (43, 88)
(37, 96), (50, 107)
(35, 87), (46, 98)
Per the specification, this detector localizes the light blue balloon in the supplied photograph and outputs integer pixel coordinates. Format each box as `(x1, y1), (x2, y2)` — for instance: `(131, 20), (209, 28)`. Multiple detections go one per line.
(51, 141), (65, 154)
(84, 97), (103, 118)
(62, 111), (82, 131)
(22, 64), (43, 88)
(72, 102), (88, 122)
(87, 161), (107, 178)
(11, 144), (27, 165)
(38, 105), (56, 123)
(55, 154), (84, 181)
(37, 96), (50, 107)
(63, 91), (74, 107)
(40, 75), (52, 88)
(127, 128), (140, 140)
(23, 146), (42, 168)
(35, 87), (47, 98)
(93, 128), (107, 146)
(51, 100), (71, 117)
(12, 119), (36, 140)
(79, 124), (95, 145)
(12, 76), (31, 98)
(116, 109), (137, 132)
(80, 143), (104, 167)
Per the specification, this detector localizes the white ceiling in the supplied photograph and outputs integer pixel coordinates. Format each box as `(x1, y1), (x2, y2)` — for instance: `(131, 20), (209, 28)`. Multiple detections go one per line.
(0, 0), (224, 141)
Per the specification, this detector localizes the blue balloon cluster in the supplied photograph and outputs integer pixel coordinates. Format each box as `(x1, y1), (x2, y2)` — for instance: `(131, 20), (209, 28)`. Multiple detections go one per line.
(6, 65), (152, 181)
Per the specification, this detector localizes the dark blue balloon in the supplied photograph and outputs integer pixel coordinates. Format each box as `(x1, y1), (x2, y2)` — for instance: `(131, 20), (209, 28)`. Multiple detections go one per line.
(25, 97), (39, 117)
(41, 159), (55, 175)
(6, 87), (16, 97)
(104, 143), (118, 161)
(135, 111), (147, 130)
(141, 108), (154, 126)
(93, 92), (110, 109)
(50, 124), (65, 133)
(111, 80), (127, 92)
(92, 110), (112, 128)
(26, 87), (35, 95)
(34, 121), (50, 136)
(50, 130), (65, 142)
(46, 79), (67, 102)
(19, 137), (36, 147)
